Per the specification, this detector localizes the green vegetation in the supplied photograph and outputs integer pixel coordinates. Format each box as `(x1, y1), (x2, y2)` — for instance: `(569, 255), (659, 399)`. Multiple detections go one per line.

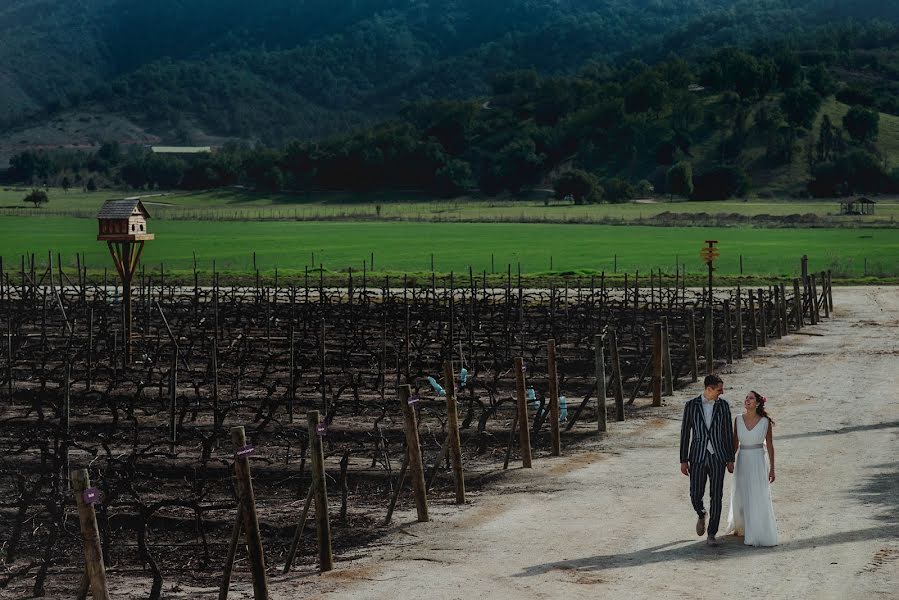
(1, 217), (895, 282)
(3, 188), (899, 224)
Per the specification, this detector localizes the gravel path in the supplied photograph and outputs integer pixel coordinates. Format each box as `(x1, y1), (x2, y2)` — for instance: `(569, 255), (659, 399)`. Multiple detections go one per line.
(266, 287), (898, 600)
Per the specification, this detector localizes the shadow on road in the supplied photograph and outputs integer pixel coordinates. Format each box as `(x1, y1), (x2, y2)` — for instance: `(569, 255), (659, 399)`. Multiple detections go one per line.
(778, 420), (899, 441)
(514, 524), (899, 576)
(856, 462), (899, 522)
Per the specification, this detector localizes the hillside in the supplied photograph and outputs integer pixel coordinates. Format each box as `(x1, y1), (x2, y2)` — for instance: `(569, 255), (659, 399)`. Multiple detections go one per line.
(1, 0), (898, 149)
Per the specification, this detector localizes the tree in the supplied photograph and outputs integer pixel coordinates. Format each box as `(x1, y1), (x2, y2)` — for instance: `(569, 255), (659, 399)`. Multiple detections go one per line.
(86, 177), (98, 192)
(807, 64), (836, 97)
(780, 86), (822, 130)
(843, 105), (880, 143)
(553, 169), (602, 205)
(603, 178), (635, 203)
(61, 176), (71, 193)
(666, 161), (693, 198)
(23, 189), (49, 207)
(433, 159), (473, 198)
(691, 166), (750, 200)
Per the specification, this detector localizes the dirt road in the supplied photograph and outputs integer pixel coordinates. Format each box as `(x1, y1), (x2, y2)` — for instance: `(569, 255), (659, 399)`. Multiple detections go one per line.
(267, 287), (898, 600)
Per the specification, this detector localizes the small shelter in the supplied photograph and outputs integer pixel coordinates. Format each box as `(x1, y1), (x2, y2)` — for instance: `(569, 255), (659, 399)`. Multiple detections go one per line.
(97, 198), (154, 241)
(839, 197), (876, 216)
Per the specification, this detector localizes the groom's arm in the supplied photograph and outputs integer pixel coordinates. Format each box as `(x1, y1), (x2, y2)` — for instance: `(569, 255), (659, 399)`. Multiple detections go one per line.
(722, 403), (736, 463)
(679, 402), (691, 465)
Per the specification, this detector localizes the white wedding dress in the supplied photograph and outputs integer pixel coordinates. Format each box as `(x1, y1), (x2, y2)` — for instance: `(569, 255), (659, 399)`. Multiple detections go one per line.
(726, 415), (778, 546)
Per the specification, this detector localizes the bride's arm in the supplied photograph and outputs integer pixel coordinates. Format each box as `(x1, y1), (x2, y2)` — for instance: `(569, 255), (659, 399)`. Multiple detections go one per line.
(733, 417), (740, 455)
(766, 424), (776, 483)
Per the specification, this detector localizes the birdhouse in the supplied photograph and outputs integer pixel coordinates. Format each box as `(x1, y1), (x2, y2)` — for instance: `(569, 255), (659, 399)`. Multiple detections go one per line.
(96, 198), (154, 241)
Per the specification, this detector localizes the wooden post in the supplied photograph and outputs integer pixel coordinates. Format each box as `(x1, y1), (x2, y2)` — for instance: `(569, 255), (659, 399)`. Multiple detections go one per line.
(230, 426), (270, 596)
(758, 288), (768, 347)
(70, 469), (110, 600)
(219, 508), (242, 600)
(547, 340), (561, 456)
(398, 386), (429, 520)
(827, 270), (834, 313)
(608, 329), (625, 421)
(282, 486), (314, 573)
(749, 290), (758, 349)
(307, 411), (335, 570)
(661, 316), (673, 396)
(821, 272), (830, 318)
(687, 307), (698, 382)
(442, 361), (466, 503)
(735, 288), (744, 359)
(704, 306), (714, 373)
(724, 300), (733, 364)
(513, 357), (533, 467)
(793, 278), (803, 329)
(595, 334), (607, 432)
(288, 325), (295, 423)
(651, 323), (662, 407)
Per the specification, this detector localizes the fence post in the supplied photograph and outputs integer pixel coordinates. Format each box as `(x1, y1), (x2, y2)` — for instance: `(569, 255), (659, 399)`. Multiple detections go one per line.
(749, 290), (758, 349)
(230, 426), (270, 596)
(687, 307), (698, 383)
(307, 411), (335, 570)
(652, 323), (662, 407)
(827, 270), (834, 312)
(71, 469), (110, 600)
(724, 300), (733, 364)
(704, 306), (714, 373)
(735, 288), (744, 359)
(513, 357), (534, 467)
(820, 272), (830, 318)
(793, 278), (803, 330)
(595, 334), (607, 433)
(547, 340), (561, 456)
(661, 316), (673, 396)
(398, 385), (430, 519)
(608, 329), (625, 421)
(442, 361), (466, 503)
(757, 288), (767, 347)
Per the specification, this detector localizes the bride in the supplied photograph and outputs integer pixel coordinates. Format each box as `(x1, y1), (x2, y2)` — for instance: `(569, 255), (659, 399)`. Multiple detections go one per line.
(726, 390), (778, 546)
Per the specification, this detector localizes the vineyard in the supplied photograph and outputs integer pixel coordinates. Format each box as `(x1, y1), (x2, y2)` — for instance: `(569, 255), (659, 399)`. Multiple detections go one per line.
(0, 256), (833, 598)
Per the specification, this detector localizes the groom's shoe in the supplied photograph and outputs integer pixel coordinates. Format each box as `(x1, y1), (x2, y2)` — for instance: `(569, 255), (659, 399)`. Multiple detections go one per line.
(706, 535), (720, 547)
(696, 513), (706, 537)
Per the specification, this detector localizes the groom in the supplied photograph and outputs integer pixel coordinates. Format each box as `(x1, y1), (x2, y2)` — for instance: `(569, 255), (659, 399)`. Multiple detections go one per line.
(680, 374), (735, 546)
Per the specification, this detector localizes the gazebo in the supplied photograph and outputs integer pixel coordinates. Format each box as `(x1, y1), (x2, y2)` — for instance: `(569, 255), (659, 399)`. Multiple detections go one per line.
(839, 197), (876, 215)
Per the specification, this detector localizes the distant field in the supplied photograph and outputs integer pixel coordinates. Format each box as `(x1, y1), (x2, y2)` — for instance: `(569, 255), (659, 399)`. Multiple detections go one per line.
(2, 187), (899, 225)
(0, 216), (896, 280)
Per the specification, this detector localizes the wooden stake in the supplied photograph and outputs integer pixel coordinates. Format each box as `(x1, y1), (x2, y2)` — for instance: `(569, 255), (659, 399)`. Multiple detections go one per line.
(70, 469), (110, 600)
(443, 361), (466, 503)
(687, 307), (698, 382)
(513, 357), (533, 467)
(547, 340), (561, 455)
(230, 426), (270, 595)
(651, 323), (662, 407)
(661, 316), (673, 396)
(307, 411), (334, 569)
(757, 288), (767, 347)
(218, 507), (242, 600)
(735, 288), (744, 359)
(282, 484), (315, 573)
(724, 300), (733, 364)
(705, 306), (714, 373)
(608, 329), (625, 421)
(594, 334), (607, 432)
(397, 386), (429, 521)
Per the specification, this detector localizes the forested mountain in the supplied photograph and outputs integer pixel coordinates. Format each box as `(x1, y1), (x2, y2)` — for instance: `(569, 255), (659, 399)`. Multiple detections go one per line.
(1, 0), (898, 143)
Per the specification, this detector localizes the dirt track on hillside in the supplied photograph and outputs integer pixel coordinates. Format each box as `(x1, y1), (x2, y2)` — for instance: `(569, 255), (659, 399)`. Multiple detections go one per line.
(254, 287), (898, 600)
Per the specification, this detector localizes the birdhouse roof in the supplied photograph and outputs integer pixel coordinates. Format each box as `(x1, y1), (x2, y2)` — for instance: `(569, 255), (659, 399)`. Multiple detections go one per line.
(96, 198), (151, 219)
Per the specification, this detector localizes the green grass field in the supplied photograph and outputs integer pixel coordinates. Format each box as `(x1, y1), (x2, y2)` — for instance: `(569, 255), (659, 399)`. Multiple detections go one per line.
(1, 216), (895, 281)
(2, 187), (898, 224)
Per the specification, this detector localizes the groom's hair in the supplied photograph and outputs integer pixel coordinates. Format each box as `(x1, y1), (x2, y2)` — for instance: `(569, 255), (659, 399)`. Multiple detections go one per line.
(703, 374), (723, 388)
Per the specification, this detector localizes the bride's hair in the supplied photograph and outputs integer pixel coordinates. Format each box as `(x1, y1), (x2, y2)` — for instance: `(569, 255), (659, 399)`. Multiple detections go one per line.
(749, 391), (775, 426)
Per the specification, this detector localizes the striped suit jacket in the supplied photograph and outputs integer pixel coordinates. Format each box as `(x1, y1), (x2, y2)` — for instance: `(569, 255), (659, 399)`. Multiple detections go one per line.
(679, 395), (735, 465)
